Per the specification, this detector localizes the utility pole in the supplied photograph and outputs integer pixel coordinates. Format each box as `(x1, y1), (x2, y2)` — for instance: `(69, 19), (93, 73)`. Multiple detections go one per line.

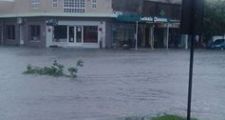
(181, 0), (204, 120)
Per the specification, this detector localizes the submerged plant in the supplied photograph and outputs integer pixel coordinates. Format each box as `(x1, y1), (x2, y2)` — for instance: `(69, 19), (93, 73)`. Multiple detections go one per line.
(24, 64), (36, 74)
(24, 60), (84, 78)
(68, 67), (78, 78)
(68, 60), (84, 78)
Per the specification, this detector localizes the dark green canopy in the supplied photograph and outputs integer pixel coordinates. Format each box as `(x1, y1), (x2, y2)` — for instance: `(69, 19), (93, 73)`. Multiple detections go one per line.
(116, 13), (141, 22)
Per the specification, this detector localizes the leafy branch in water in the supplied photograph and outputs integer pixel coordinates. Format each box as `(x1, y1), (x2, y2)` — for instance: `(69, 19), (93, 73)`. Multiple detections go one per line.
(24, 60), (84, 78)
(68, 60), (84, 78)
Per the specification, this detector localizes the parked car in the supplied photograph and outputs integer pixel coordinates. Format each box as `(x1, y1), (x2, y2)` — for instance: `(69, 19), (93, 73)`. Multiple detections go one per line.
(208, 39), (225, 49)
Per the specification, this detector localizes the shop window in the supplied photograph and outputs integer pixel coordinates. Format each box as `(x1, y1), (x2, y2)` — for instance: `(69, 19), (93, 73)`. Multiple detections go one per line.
(54, 26), (67, 42)
(6, 25), (15, 40)
(83, 26), (98, 43)
(30, 25), (40, 41)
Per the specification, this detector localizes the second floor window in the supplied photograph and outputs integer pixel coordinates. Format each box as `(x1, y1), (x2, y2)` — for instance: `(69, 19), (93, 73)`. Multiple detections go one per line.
(92, 0), (96, 8)
(31, 0), (40, 9)
(64, 0), (85, 13)
(53, 0), (58, 8)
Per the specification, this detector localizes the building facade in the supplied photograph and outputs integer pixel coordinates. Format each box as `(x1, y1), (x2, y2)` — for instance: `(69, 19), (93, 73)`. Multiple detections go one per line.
(0, 0), (182, 48)
(0, 0), (114, 48)
(141, 0), (182, 48)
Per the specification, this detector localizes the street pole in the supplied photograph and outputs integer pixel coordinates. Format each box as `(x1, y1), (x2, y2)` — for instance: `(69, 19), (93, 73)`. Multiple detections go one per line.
(187, 34), (195, 120)
(181, 0), (204, 119)
(151, 24), (155, 50)
(185, 1), (195, 120)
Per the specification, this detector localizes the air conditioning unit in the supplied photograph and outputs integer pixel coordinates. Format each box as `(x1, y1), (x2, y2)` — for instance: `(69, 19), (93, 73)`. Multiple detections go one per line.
(17, 18), (23, 25)
(46, 19), (58, 26)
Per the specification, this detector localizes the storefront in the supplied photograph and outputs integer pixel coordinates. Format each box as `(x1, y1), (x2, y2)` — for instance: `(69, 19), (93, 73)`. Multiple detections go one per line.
(46, 21), (106, 48)
(113, 13), (141, 48)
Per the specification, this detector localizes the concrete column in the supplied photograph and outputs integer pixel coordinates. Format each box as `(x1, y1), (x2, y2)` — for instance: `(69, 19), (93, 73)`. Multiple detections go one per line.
(166, 23), (170, 49)
(19, 25), (24, 46)
(99, 21), (106, 48)
(135, 21), (139, 50)
(46, 26), (53, 47)
(183, 34), (189, 49)
(150, 25), (155, 50)
(142, 24), (146, 47)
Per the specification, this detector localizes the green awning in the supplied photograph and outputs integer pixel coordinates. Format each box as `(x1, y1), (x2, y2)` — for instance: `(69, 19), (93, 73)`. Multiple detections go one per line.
(116, 13), (141, 22)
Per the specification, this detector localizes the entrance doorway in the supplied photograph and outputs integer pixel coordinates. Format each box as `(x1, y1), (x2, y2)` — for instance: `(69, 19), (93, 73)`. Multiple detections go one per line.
(68, 26), (83, 45)
(144, 27), (151, 48)
(154, 28), (164, 48)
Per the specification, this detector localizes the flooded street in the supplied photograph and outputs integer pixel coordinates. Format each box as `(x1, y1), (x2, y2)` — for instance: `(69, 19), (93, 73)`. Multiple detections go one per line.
(0, 47), (225, 120)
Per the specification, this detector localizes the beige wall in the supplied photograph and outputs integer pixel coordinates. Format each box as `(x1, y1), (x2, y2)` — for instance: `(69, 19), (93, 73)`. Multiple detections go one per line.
(85, 0), (112, 13)
(0, 1), (14, 14)
(0, 0), (113, 15)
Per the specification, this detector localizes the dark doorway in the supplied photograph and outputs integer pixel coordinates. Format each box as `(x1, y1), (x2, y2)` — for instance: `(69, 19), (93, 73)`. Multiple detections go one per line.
(154, 28), (164, 48)
(169, 28), (181, 48)
(144, 27), (150, 48)
(0, 26), (2, 45)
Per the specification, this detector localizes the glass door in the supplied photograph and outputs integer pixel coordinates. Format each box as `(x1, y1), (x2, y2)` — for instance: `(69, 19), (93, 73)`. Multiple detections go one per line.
(69, 26), (75, 43)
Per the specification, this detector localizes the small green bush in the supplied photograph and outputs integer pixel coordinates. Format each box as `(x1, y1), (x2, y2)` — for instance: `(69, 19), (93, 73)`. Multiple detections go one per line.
(24, 60), (83, 78)
(151, 115), (197, 120)
(123, 115), (198, 120)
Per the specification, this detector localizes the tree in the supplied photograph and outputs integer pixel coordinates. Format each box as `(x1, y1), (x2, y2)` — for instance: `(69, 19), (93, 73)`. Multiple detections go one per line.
(203, 0), (225, 41)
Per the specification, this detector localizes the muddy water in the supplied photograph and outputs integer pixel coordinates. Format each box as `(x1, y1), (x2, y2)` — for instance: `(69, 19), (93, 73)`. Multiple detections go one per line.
(0, 47), (224, 120)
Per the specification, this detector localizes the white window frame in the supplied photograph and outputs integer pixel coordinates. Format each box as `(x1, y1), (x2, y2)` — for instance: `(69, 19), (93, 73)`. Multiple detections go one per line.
(52, 0), (58, 8)
(31, 0), (40, 9)
(64, 0), (85, 13)
(92, 0), (97, 8)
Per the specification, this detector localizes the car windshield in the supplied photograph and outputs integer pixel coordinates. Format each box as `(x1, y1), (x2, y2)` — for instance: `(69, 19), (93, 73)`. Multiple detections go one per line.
(214, 39), (225, 45)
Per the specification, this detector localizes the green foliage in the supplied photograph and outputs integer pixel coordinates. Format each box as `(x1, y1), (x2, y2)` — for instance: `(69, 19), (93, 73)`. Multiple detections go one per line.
(24, 60), (84, 78)
(123, 115), (198, 120)
(124, 116), (145, 120)
(203, 0), (225, 40)
(67, 59), (84, 78)
(24, 64), (36, 74)
(77, 59), (84, 67)
(151, 115), (197, 120)
(68, 67), (78, 78)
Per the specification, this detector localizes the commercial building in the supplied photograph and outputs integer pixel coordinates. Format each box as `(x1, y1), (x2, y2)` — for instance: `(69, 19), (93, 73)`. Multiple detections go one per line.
(0, 0), (182, 48)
